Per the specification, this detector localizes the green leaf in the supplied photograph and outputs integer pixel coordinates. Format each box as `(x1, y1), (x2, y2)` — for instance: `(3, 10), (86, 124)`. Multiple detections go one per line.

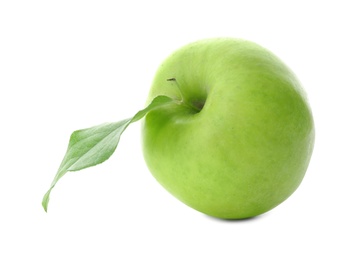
(42, 95), (174, 212)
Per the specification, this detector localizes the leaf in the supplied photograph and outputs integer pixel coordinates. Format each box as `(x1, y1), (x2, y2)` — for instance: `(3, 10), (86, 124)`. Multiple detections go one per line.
(42, 95), (174, 212)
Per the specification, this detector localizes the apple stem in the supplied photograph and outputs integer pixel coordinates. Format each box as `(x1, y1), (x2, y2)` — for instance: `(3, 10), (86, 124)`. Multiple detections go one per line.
(167, 77), (186, 104)
(167, 78), (184, 99)
(167, 78), (202, 113)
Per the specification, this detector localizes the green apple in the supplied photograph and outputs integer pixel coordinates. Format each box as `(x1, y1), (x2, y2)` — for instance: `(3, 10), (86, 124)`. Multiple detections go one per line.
(42, 37), (314, 219)
(141, 38), (314, 219)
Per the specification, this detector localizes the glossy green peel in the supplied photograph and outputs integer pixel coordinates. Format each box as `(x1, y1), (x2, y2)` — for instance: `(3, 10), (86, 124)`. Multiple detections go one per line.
(142, 38), (314, 219)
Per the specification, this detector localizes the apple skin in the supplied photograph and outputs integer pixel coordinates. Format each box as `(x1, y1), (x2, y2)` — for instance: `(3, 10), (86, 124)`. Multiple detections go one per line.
(141, 38), (314, 219)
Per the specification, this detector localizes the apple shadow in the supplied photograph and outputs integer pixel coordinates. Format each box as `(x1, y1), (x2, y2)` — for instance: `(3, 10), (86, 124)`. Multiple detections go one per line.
(204, 212), (268, 223)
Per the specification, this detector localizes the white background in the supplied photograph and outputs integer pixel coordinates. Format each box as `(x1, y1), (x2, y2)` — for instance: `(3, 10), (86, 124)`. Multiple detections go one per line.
(1, 0), (357, 259)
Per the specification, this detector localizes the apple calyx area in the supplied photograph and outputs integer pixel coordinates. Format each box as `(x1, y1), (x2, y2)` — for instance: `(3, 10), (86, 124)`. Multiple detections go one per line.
(167, 77), (206, 114)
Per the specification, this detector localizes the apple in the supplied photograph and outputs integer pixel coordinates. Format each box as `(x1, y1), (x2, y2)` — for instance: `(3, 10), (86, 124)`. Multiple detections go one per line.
(141, 38), (315, 219)
(42, 38), (314, 219)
